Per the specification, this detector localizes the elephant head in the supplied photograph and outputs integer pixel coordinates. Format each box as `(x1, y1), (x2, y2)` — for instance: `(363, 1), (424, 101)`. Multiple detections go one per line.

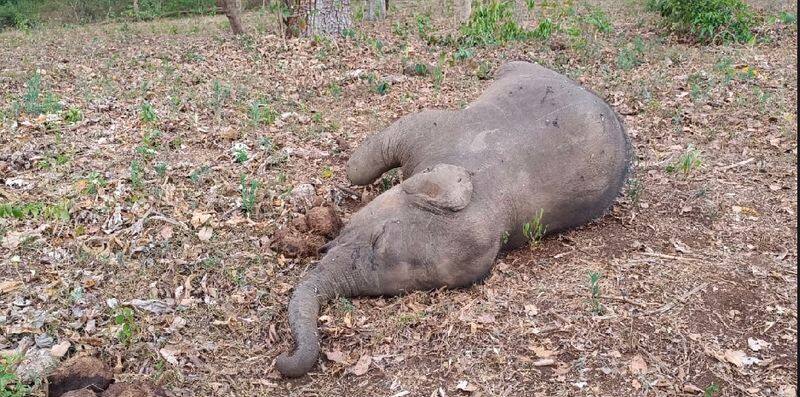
(275, 164), (499, 377)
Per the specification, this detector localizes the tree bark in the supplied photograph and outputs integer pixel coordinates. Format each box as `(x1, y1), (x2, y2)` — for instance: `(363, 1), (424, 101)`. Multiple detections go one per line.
(456, 0), (471, 24)
(366, 0), (387, 21)
(283, 0), (352, 37)
(216, 0), (246, 35)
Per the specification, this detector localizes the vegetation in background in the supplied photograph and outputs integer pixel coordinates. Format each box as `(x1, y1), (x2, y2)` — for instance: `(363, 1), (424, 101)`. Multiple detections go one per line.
(1, 0), (219, 29)
(646, 0), (757, 43)
(460, 0), (529, 46)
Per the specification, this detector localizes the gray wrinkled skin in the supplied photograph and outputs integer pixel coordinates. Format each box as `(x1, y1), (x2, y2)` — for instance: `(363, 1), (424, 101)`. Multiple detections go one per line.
(276, 61), (632, 377)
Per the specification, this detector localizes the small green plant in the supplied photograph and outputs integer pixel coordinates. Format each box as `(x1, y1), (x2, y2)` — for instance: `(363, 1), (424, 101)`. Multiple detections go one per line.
(432, 63), (444, 89)
(524, 0), (535, 11)
(777, 11), (796, 24)
(0, 201), (69, 222)
(139, 102), (157, 124)
(1, 353), (30, 397)
(240, 175), (259, 213)
(114, 307), (137, 345)
(154, 163), (167, 177)
(380, 169), (399, 192)
(372, 79), (390, 95)
(20, 72), (60, 116)
(189, 165), (211, 184)
(531, 17), (556, 39)
(63, 107), (83, 123)
(130, 160), (143, 189)
(617, 38), (645, 71)
(453, 47), (474, 61)
(667, 146), (702, 175)
(461, 0), (529, 46)
(646, 0), (757, 43)
(320, 166), (334, 179)
(327, 82), (342, 97)
(415, 13), (432, 37)
(476, 62), (492, 80)
(522, 209), (547, 246)
(500, 230), (510, 245)
(703, 383), (720, 397)
(249, 99), (277, 126)
(210, 80), (231, 118)
(83, 171), (107, 195)
(585, 7), (613, 33)
(233, 147), (249, 163)
(259, 136), (274, 153)
(626, 178), (644, 205)
(337, 297), (354, 312)
(588, 271), (604, 315)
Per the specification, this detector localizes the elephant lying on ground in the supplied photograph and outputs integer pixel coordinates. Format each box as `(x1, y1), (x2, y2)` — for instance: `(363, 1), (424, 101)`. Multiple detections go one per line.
(276, 61), (632, 377)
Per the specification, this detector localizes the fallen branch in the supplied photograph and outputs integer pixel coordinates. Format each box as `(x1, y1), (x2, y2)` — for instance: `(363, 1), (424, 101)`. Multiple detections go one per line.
(335, 184), (361, 199)
(640, 282), (709, 316)
(716, 157), (755, 172)
(641, 252), (702, 262)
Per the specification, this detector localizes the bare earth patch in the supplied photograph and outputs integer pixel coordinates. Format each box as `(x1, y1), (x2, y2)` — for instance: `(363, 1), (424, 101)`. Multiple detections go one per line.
(0, 0), (796, 396)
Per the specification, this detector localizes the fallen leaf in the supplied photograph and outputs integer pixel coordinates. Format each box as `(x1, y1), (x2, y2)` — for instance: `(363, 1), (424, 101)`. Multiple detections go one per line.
(197, 226), (213, 242)
(0, 280), (22, 294)
(456, 380), (478, 392)
(532, 345), (556, 358)
(724, 349), (760, 367)
(160, 346), (180, 366)
(348, 354), (371, 376)
(747, 338), (770, 352)
(50, 341), (71, 357)
(629, 354), (647, 374)
(324, 350), (348, 364)
(191, 212), (212, 228)
(128, 298), (174, 314)
(524, 304), (539, 316)
(160, 225), (174, 239)
(476, 313), (495, 324)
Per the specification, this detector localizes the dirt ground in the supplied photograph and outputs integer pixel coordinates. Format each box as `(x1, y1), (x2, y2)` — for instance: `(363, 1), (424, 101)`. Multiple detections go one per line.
(0, 0), (797, 396)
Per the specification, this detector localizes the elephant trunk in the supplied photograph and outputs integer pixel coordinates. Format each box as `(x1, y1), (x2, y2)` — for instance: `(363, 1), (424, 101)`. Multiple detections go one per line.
(276, 260), (359, 377)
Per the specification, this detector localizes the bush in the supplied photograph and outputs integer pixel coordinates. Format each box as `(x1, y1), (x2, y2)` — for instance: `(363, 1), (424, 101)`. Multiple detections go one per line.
(646, 0), (757, 43)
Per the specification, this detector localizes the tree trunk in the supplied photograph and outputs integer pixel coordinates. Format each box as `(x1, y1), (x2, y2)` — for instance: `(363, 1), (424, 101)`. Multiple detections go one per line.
(366, 0), (387, 21)
(283, 0), (352, 37)
(133, 0), (139, 16)
(456, 0), (471, 24)
(216, 0), (246, 35)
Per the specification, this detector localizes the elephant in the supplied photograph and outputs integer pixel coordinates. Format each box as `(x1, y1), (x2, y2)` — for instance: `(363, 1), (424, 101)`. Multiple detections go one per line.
(275, 61), (632, 377)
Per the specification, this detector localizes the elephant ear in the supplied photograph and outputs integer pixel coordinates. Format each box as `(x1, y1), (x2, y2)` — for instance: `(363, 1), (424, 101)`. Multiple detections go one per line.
(401, 164), (473, 212)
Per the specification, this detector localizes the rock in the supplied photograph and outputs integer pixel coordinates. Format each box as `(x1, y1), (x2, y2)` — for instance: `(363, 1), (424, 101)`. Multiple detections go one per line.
(292, 214), (309, 233)
(290, 184), (317, 209)
(62, 389), (99, 397)
(101, 381), (166, 397)
(48, 356), (113, 397)
(270, 229), (326, 258)
(306, 207), (341, 238)
(16, 348), (58, 384)
(35, 333), (55, 348)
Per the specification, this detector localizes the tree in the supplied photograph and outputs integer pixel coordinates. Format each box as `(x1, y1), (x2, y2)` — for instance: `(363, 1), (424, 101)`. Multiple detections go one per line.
(456, 0), (471, 23)
(217, 0), (245, 35)
(366, 0), (388, 21)
(283, 0), (352, 37)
